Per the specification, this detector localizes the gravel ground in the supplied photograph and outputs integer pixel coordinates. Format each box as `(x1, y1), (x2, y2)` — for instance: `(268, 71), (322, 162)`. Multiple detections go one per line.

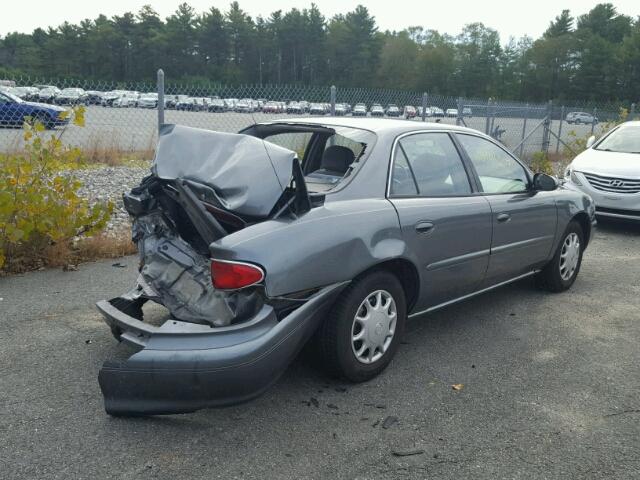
(0, 219), (638, 479)
(73, 166), (149, 232)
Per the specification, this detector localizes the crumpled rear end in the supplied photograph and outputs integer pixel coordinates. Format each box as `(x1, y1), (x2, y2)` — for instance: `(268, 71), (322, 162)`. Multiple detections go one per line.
(94, 124), (333, 414)
(133, 212), (260, 327)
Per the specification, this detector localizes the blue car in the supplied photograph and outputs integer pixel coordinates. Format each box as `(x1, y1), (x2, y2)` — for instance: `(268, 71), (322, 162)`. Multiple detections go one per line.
(0, 90), (69, 129)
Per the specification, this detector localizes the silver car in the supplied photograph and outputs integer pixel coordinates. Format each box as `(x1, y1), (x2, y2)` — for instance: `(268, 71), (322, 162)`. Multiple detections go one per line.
(566, 111), (598, 125)
(97, 118), (595, 415)
(564, 121), (640, 221)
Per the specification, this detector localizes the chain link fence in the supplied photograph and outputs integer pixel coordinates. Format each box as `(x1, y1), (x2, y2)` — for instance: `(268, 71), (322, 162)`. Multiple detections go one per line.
(1, 71), (638, 165)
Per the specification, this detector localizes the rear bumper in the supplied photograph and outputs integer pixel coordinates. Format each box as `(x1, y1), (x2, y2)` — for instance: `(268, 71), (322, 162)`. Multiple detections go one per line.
(97, 282), (347, 416)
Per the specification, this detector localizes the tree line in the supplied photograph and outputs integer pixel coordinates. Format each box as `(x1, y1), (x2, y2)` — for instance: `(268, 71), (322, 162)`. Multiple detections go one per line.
(1, 2), (639, 102)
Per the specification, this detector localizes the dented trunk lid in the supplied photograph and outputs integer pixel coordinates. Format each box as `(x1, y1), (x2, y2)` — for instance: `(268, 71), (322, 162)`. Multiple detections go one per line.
(153, 124), (298, 218)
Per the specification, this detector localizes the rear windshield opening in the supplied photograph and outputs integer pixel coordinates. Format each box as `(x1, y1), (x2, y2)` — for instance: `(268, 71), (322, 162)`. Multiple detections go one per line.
(260, 126), (377, 193)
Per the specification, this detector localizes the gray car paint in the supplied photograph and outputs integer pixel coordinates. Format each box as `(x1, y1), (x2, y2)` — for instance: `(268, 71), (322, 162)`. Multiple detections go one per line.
(389, 196), (492, 310)
(97, 117), (595, 415)
(213, 117), (595, 309)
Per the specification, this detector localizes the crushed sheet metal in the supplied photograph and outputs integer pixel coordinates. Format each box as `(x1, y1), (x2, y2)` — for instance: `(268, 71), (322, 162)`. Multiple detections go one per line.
(153, 124), (297, 218)
(134, 213), (259, 327)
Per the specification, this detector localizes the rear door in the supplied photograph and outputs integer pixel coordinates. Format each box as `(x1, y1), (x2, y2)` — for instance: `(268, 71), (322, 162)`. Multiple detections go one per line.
(388, 132), (492, 312)
(454, 133), (557, 285)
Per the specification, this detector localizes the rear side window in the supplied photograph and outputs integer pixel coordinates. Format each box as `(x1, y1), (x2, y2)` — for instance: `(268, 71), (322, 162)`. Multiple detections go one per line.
(390, 133), (472, 197)
(390, 148), (418, 196)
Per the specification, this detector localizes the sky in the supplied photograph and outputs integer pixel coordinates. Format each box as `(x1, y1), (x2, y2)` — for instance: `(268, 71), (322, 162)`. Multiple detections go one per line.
(1, 0), (638, 40)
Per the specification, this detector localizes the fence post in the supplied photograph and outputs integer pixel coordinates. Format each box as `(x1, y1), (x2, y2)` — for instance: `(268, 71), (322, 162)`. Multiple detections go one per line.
(542, 100), (552, 155)
(484, 98), (490, 135)
(421, 92), (428, 122)
(556, 105), (565, 155)
(591, 107), (597, 135)
(157, 69), (165, 135)
(490, 99), (497, 136)
(456, 97), (463, 126)
(631, 103), (636, 120)
(330, 85), (336, 116)
(519, 103), (529, 158)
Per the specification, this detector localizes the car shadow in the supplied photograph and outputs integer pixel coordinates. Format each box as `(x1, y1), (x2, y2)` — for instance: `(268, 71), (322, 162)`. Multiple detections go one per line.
(106, 278), (538, 425)
(595, 217), (640, 235)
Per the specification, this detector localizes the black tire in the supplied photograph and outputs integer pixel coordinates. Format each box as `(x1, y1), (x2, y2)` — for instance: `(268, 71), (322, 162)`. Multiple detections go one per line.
(536, 220), (584, 292)
(316, 270), (407, 382)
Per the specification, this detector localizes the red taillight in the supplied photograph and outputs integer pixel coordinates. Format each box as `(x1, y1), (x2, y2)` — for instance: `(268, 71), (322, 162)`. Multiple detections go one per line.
(211, 260), (264, 290)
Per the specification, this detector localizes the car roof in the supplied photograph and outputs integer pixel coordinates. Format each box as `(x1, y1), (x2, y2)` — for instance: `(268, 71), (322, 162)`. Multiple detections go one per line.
(258, 116), (482, 136)
(621, 120), (640, 127)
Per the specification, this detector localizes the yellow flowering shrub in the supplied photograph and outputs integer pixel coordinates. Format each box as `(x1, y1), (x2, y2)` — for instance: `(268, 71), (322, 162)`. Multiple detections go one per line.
(0, 108), (113, 270)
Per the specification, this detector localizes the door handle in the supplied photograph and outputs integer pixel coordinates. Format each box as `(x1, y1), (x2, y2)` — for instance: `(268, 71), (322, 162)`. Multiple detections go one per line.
(497, 213), (511, 223)
(415, 221), (435, 234)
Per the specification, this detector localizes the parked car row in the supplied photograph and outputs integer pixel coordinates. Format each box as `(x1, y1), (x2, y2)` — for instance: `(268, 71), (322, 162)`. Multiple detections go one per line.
(1, 85), (478, 119)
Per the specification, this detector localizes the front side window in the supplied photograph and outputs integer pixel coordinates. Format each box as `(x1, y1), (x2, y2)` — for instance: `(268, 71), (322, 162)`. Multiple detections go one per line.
(457, 134), (529, 194)
(390, 132), (472, 197)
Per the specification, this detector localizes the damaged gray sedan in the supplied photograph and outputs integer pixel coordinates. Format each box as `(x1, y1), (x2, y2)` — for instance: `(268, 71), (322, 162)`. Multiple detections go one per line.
(98, 118), (596, 415)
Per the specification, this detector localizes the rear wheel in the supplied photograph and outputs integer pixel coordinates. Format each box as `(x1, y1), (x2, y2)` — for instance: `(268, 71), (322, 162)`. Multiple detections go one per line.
(536, 220), (584, 292)
(316, 270), (407, 382)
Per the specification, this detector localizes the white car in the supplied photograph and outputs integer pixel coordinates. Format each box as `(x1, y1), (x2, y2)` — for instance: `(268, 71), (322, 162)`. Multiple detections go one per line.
(446, 108), (458, 118)
(113, 92), (139, 108)
(566, 112), (598, 125)
(430, 106), (445, 117)
(137, 93), (158, 108)
(564, 121), (640, 222)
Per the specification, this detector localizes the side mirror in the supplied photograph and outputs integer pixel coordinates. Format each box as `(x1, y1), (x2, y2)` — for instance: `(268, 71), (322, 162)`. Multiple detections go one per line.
(533, 172), (558, 191)
(586, 135), (596, 148)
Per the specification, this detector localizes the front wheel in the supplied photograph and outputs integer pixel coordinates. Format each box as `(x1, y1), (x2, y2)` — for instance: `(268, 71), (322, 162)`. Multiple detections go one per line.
(316, 270), (407, 382)
(536, 220), (584, 292)
(33, 112), (53, 129)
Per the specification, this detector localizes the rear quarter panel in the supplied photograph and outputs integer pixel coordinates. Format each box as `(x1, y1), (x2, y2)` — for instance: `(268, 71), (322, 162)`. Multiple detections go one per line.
(209, 199), (405, 297)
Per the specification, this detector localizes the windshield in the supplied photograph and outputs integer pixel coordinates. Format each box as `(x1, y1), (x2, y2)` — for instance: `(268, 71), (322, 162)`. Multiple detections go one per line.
(595, 126), (640, 154)
(0, 90), (22, 103)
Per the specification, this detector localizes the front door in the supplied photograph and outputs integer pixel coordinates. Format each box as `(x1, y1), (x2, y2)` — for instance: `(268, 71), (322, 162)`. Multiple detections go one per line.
(388, 132), (492, 312)
(455, 133), (558, 285)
